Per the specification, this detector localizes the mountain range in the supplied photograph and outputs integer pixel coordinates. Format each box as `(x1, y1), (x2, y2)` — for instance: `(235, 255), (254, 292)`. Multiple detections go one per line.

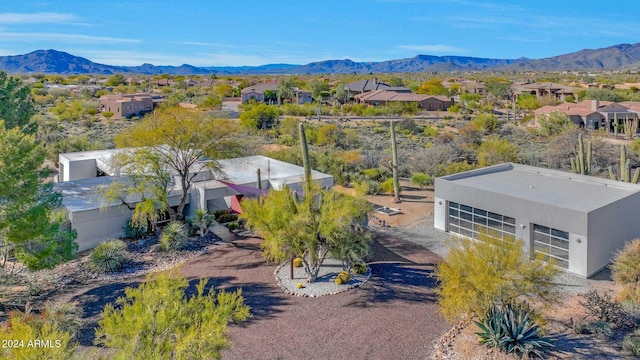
(2, 43), (640, 75)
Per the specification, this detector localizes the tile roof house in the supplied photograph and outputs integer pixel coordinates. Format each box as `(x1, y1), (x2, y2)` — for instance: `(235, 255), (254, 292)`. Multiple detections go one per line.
(511, 82), (578, 101)
(345, 78), (410, 96)
(534, 100), (640, 132)
(99, 93), (155, 120)
(240, 81), (312, 104)
(354, 90), (452, 110)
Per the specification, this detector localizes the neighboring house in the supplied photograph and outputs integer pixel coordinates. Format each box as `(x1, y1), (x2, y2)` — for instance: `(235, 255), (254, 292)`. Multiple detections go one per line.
(442, 80), (485, 94)
(434, 162), (640, 278)
(55, 149), (334, 251)
(354, 90), (452, 111)
(99, 93), (154, 119)
(510, 82), (578, 101)
(240, 81), (312, 104)
(345, 78), (410, 97)
(534, 100), (640, 132)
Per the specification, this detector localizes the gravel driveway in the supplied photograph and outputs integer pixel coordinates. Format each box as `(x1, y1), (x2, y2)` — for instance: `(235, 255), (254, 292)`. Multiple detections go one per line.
(175, 235), (449, 360)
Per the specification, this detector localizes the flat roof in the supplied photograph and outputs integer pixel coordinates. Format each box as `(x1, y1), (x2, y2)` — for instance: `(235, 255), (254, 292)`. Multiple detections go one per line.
(56, 154), (332, 212)
(438, 163), (640, 212)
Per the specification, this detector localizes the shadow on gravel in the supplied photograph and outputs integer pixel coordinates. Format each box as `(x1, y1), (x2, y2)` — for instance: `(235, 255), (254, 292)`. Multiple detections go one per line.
(71, 280), (142, 346)
(184, 277), (289, 324)
(546, 333), (629, 359)
(345, 263), (438, 308)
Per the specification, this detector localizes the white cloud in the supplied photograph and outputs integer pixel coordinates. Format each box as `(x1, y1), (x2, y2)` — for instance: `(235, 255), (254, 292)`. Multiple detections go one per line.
(0, 32), (140, 44)
(397, 44), (466, 54)
(0, 12), (80, 24)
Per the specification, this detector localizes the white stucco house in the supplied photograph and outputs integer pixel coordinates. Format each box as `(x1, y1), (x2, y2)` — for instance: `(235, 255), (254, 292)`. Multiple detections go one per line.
(434, 163), (640, 278)
(56, 149), (333, 252)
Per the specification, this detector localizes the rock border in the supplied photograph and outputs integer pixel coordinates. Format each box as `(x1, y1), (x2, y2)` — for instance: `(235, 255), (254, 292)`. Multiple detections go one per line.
(274, 260), (372, 298)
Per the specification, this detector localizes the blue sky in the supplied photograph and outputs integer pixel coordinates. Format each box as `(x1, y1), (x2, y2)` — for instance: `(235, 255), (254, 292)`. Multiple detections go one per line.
(0, 1), (639, 67)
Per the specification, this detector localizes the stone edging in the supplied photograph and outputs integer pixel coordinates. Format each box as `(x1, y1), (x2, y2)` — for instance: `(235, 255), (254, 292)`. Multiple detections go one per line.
(273, 262), (372, 298)
(433, 318), (468, 359)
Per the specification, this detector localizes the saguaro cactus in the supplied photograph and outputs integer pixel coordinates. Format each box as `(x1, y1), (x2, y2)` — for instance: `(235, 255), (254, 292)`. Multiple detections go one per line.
(570, 133), (592, 175)
(609, 144), (640, 183)
(299, 122), (312, 193)
(390, 120), (401, 203)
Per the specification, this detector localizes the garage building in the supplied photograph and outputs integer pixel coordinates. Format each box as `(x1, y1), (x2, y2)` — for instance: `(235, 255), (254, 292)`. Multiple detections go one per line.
(434, 163), (640, 278)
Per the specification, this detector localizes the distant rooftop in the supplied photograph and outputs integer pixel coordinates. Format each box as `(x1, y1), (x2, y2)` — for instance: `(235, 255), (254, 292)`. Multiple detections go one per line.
(438, 163), (640, 213)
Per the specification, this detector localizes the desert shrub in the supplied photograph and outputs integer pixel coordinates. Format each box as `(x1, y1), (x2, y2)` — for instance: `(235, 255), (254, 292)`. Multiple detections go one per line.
(122, 220), (147, 240)
(589, 320), (613, 340)
(410, 172), (432, 190)
(338, 271), (350, 283)
(612, 238), (640, 303)
(188, 209), (213, 237)
(95, 269), (251, 359)
(353, 263), (367, 274)
(88, 239), (127, 273)
(579, 290), (634, 328)
(226, 222), (239, 231)
(475, 302), (552, 358)
(423, 125), (439, 137)
(477, 137), (519, 167)
(0, 302), (80, 359)
(573, 318), (590, 334)
(216, 213), (238, 223)
(436, 234), (559, 321)
(159, 221), (188, 251)
(380, 178), (397, 195)
(354, 179), (381, 196)
(361, 167), (389, 182)
(292, 258), (303, 267)
(623, 330), (640, 356)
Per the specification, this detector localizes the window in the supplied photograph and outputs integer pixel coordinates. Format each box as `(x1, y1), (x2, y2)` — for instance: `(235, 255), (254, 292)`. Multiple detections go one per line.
(447, 202), (515, 241)
(533, 224), (569, 269)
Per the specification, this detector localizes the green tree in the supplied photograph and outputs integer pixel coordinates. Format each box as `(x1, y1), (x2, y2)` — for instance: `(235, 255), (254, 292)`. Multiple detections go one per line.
(436, 234), (559, 321)
(472, 113), (500, 134)
(410, 173), (433, 190)
(484, 80), (511, 99)
(316, 123), (344, 146)
(0, 70), (36, 133)
(516, 93), (541, 112)
(334, 82), (349, 103)
(0, 122), (77, 274)
(105, 74), (126, 87)
(240, 103), (281, 130)
(538, 111), (574, 137)
(277, 78), (296, 104)
(0, 303), (79, 359)
(240, 187), (371, 282)
(113, 107), (239, 220)
(416, 78), (448, 96)
(308, 79), (329, 102)
(477, 137), (519, 167)
(95, 269), (251, 360)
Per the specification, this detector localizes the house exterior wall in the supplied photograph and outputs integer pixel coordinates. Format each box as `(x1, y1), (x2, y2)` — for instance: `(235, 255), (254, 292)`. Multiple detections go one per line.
(586, 193), (640, 277)
(421, 98), (450, 111)
(70, 205), (133, 252)
(241, 91), (264, 103)
(59, 157), (97, 182)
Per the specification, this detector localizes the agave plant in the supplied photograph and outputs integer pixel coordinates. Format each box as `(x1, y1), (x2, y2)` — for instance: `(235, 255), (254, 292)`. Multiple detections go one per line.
(475, 302), (553, 358)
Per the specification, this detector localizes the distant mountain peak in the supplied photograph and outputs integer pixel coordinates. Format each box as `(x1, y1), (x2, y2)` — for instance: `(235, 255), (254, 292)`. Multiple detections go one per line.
(1, 43), (640, 75)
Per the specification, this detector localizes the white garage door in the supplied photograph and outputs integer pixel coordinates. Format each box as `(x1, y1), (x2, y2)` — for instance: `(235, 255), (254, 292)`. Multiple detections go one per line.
(533, 224), (569, 269)
(447, 202), (516, 241)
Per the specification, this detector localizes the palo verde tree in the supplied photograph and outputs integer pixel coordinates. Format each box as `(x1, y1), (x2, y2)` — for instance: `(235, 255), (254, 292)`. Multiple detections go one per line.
(113, 106), (239, 221)
(95, 269), (251, 359)
(0, 70), (36, 133)
(98, 148), (174, 232)
(0, 122), (77, 275)
(240, 186), (371, 282)
(240, 122), (371, 282)
(277, 78), (296, 104)
(436, 233), (559, 321)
